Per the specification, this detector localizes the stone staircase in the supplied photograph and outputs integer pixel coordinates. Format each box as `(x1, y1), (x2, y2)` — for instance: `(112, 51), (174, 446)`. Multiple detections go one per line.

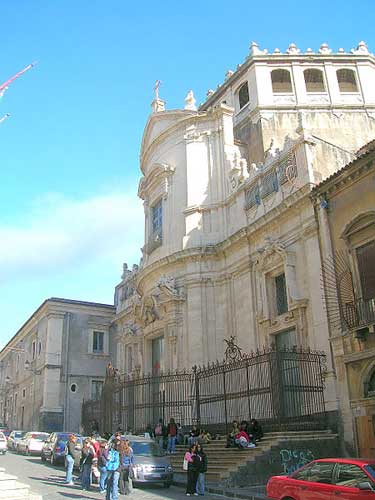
(0, 467), (42, 500)
(169, 429), (339, 489)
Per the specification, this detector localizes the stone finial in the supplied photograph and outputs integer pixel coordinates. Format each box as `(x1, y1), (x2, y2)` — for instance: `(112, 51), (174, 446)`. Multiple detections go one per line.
(206, 89), (215, 98)
(184, 90), (197, 111)
(286, 43), (300, 55)
(305, 48), (314, 54)
(249, 41), (263, 56)
(273, 48), (281, 54)
(318, 43), (332, 54)
(338, 47), (346, 54)
(225, 70), (234, 80)
(351, 41), (369, 54)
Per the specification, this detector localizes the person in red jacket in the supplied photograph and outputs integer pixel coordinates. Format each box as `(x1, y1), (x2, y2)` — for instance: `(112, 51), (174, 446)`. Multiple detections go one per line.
(167, 417), (178, 454)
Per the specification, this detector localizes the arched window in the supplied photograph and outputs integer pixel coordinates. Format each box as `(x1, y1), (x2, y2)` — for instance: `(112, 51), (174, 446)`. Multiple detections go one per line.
(337, 69), (358, 93)
(271, 69), (293, 93)
(304, 69), (326, 92)
(365, 369), (375, 397)
(238, 82), (249, 109)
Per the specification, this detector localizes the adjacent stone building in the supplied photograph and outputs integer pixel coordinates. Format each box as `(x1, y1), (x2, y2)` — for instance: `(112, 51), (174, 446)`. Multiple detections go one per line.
(312, 141), (375, 456)
(0, 298), (114, 432)
(112, 41), (375, 423)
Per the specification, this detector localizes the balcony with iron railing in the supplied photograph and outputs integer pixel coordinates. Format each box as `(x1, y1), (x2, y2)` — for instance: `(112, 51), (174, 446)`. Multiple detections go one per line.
(343, 297), (375, 331)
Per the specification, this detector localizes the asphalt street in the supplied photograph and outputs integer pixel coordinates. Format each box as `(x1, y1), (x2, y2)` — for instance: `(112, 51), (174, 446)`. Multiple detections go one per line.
(0, 451), (232, 500)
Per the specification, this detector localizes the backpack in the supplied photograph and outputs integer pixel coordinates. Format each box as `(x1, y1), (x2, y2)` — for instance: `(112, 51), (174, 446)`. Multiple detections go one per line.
(155, 423), (162, 436)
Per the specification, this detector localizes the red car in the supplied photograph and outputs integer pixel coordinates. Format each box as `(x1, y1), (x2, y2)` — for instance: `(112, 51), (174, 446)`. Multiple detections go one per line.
(266, 458), (375, 500)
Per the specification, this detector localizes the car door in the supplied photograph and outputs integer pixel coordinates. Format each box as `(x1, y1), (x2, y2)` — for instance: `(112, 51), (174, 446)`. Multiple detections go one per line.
(292, 461), (335, 500)
(332, 462), (375, 499)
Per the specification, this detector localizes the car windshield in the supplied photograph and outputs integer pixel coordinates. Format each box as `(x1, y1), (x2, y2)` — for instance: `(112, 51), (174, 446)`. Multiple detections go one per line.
(130, 441), (165, 457)
(0, 433), (5, 440)
(31, 433), (49, 440)
(14, 432), (26, 438)
(365, 465), (375, 480)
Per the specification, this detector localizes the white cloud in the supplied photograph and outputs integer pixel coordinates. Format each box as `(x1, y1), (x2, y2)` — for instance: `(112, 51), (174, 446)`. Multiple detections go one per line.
(0, 190), (144, 282)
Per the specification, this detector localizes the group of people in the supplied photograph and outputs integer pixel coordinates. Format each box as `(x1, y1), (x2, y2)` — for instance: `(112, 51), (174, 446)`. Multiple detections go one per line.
(153, 417), (180, 453)
(153, 419), (212, 452)
(226, 418), (263, 449)
(64, 432), (134, 499)
(184, 443), (207, 496)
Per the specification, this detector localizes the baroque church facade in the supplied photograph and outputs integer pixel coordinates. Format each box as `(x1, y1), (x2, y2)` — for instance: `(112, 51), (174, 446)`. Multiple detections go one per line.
(112, 40), (375, 419)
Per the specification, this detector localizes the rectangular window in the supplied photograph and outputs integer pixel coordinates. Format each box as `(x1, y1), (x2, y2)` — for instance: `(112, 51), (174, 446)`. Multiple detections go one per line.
(275, 273), (288, 315)
(22, 388), (26, 398)
(91, 380), (104, 400)
(357, 240), (375, 301)
(93, 331), (104, 353)
(32, 341), (36, 360)
(151, 199), (162, 234)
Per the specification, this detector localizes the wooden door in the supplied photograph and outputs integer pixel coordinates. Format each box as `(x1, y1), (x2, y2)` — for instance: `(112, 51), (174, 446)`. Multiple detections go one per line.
(356, 415), (375, 458)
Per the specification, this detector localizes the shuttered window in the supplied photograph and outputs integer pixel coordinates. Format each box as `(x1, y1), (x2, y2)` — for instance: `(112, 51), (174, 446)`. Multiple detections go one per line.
(357, 241), (375, 301)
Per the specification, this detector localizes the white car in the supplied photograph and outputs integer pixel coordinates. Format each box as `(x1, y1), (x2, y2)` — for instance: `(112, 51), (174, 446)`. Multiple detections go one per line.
(0, 432), (7, 454)
(17, 432), (49, 455)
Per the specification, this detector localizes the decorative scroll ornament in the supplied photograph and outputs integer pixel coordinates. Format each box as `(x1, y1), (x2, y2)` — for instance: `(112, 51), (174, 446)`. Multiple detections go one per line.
(224, 336), (244, 361)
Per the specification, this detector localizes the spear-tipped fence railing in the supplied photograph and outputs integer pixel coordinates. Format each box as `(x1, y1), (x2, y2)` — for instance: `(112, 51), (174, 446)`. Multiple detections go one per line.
(82, 345), (327, 435)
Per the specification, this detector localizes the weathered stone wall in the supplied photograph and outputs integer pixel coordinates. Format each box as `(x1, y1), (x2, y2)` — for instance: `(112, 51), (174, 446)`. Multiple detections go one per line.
(226, 435), (340, 487)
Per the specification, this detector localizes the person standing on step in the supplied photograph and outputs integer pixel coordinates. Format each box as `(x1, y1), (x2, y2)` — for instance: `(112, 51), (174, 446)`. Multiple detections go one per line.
(184, 443), (201, 496)
(196, 443), (207, 496)
(167, 417), (178, 454)
(154, 418), (166, 450)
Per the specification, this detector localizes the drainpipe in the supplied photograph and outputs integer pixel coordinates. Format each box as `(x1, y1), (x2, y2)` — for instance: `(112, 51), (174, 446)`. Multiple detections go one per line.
(63, 313), (71, 431)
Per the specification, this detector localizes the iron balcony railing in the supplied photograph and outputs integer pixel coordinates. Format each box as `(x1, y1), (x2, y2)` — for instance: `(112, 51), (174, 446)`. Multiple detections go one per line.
(343, 297), (375, 330)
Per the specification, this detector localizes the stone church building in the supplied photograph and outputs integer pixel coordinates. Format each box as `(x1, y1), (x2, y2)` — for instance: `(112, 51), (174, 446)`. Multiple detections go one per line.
(112, 40), (375, 419)
(1, 40), (375, 450)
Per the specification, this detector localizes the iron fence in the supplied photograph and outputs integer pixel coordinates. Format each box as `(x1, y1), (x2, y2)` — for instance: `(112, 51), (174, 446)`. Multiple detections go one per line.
(82, 346), (327, 435)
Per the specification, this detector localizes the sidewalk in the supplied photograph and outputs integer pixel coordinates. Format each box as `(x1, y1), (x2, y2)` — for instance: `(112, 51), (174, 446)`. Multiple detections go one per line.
(173, 473), (268, 499)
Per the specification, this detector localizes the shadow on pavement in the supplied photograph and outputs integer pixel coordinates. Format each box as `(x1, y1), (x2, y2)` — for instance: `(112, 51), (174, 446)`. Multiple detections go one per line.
(57, 493), (98, 500)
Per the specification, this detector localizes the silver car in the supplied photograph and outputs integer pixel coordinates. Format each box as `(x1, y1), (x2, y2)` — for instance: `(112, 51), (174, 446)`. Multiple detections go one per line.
(17, 432), (50, 455)
(109, 435), (173, 488)
(8, 430), (27, 451)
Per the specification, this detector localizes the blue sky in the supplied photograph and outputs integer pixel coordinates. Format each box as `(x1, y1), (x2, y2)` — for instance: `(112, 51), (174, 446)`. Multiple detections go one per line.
(0, 0), (374, 347)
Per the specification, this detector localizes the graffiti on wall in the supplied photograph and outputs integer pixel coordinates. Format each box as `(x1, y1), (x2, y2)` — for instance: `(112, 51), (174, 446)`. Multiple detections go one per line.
(280, 448), (314, 474)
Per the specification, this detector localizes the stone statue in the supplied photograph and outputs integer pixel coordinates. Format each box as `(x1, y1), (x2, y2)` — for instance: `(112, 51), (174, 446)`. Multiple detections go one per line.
(141, 295), (159, 325)
(157, 276), (179, 297)
(184, 90), (197, 111)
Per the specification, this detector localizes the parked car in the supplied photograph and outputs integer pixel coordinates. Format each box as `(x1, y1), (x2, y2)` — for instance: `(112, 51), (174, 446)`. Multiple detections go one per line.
(17, 432), (50, 455)
(266, 458), (375, 500)
(7, 430), (27, 451)
(109, 434), (173, 487)
(0, 431), (7, 454)
(41, 432), (82, 465)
